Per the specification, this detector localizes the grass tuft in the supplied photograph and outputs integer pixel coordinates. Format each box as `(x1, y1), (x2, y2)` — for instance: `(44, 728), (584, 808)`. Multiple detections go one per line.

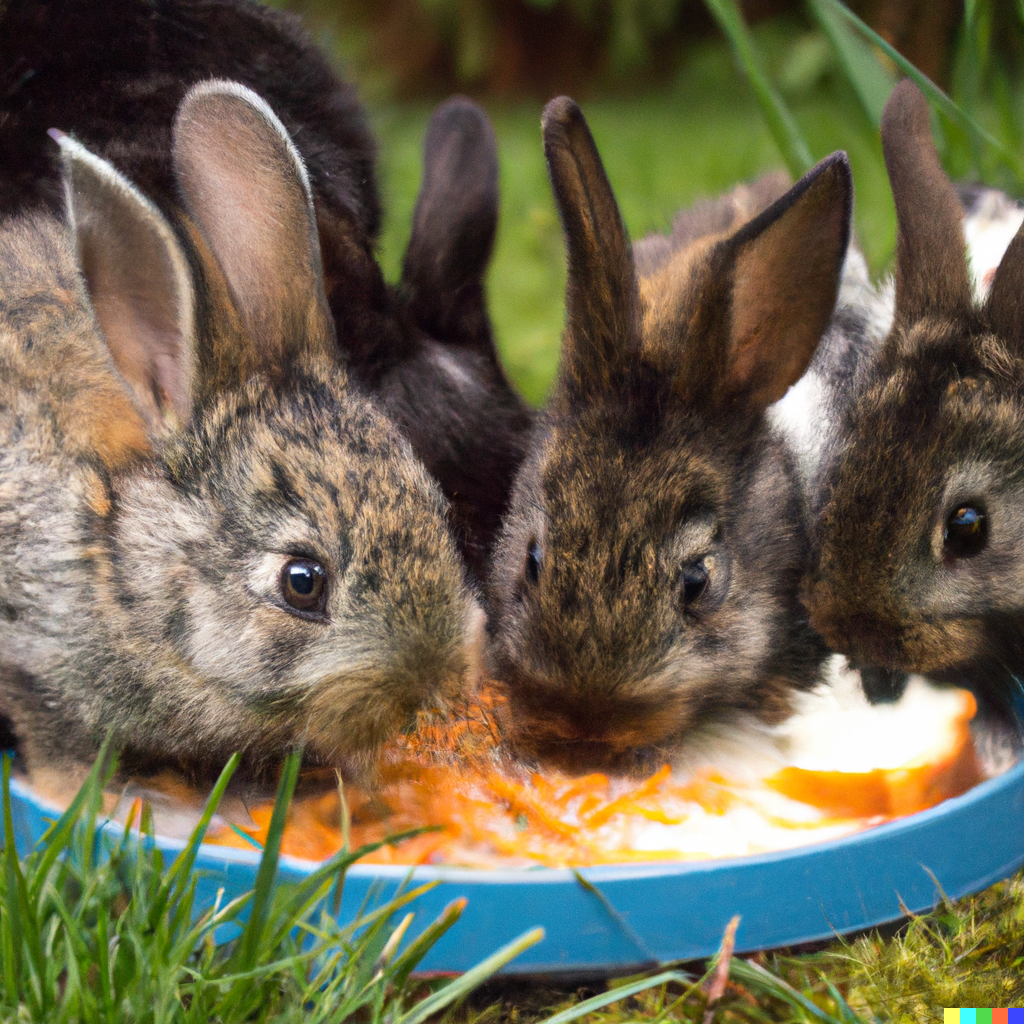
(0, 752), (551, 1022)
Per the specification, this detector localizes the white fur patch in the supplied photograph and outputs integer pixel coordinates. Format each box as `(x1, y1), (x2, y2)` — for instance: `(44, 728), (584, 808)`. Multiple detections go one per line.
(963, 189), (1024, 301)
(768, 367), (827, 485)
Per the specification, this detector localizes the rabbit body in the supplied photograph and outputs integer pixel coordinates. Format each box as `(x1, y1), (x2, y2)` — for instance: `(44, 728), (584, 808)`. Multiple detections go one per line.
(0, 0), (378, 235)
(0, 86), (480, 781)
(486, 99), (852, 770)
(0, 0), (530, 580)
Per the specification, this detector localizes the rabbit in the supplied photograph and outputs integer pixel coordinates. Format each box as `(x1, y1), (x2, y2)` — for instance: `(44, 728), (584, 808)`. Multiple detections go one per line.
(485, 97), (853, 771)
(0, 81), (482, 787)
(805, 79), (1024, 715)
(0, 0), (532, 581)
(357, 97), (534, 581)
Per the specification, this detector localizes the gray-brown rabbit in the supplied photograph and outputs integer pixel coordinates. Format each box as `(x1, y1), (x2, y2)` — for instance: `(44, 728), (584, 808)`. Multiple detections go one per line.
(0, 82), (481, 785)
(805, 79), (1024, 711)
(486, 98), (852, 770)
(0, 0), (531, 580)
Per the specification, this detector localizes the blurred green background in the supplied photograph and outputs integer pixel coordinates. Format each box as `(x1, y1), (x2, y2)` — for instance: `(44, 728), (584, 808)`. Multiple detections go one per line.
(270, 0), (1024, 404)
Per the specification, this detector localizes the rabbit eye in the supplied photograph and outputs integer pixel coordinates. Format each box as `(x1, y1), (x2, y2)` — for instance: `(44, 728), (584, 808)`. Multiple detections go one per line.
(944, 504), (988, 559)
(525, 538), (542, 585)
(281, 558), (327, 613)
(681, 561), (709, 606)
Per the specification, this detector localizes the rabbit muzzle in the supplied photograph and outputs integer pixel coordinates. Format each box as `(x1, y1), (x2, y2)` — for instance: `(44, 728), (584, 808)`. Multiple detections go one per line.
(808, 603), (984, 676)
(496, 681), (692, 772)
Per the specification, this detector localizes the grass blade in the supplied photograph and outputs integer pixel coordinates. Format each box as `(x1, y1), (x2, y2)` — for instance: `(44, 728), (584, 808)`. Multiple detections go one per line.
(27, 738), (114, 905)
(730, 958), (869, 1024)
(806, 0), (894, 126)
(267, 838), (439, 953)
(148, 751), (240, 933)
(811, 0), (1024, 181)
(702, 0), (813, 176)
(226, 748), (301, 976)
(2, 754), (48, 1016)
(820, 972), (864, 1024)
(539, 969), (694, 1024)
(388, 896), (467, 990)
(395, 926), (545, 1024)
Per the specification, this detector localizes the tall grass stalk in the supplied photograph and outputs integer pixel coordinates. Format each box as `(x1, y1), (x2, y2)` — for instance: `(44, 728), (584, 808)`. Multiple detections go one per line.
(701, 0), (814, 177)
(704, 0), (1024, 192)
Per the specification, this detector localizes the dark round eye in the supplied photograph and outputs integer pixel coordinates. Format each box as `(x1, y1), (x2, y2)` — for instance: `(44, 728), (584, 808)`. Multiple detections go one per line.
(944, 504), (988, 559)
(280, 558), (327, 613)
(681, 561), (709, 606)
(525, 538), (542, 585)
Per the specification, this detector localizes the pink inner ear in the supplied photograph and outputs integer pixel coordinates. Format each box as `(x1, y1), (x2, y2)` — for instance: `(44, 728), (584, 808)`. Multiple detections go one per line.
(90, 288), (191, 431)
(719, 158), (850, 414)
(172, 85), (334, 370)
(64, 138), (195, 433)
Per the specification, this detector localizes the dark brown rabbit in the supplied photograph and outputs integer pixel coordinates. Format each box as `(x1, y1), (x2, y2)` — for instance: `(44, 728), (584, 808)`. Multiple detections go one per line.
(0, 0), (530, 579)
(365, 97), (533, 579)
(0, 83), (481, 785)
(806, 79), (1024, 708)
(486, 98), (852, 770)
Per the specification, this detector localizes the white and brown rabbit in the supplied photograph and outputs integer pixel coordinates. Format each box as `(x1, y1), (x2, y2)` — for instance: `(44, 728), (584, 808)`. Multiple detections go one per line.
(0, 83), (481, 785)
(485, 98), (852, 770)
(0, 0), (531, 580)
(806, 79), (1024, 713)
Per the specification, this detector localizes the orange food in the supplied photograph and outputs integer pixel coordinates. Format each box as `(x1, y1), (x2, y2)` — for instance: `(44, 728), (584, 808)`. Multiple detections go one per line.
(766, 689), (981, 818)
(204, 680), (986, 868)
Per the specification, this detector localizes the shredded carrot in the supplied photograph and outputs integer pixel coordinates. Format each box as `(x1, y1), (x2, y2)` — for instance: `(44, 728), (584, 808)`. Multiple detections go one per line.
(194, 683), (985, 868)
(582, 764), (673, 828)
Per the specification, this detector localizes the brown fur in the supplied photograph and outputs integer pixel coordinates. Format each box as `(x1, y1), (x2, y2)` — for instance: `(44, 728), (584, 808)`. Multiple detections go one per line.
(0, 87), (480, 782)
(486, 98), (851, 770)
(1, 3), (529, 581)
(807, 81), (1024, 706)
(883, 79), (972, 328)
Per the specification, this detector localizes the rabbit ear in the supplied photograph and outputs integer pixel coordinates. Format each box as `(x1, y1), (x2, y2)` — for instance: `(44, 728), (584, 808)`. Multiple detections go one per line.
(171, 80), (335, 380)
(984, 224), (1024, 346)
(401, 96), (499, 352)
(55, 131), (196, 433)
(543, 96), (640, 397)
(882, 79), (972, 328)
(676, 152), (851, 415)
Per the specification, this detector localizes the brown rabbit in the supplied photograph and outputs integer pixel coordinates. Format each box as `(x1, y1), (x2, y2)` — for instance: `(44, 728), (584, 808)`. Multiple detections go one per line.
(0, 82), (481, 784)
(486, 98), (851, 770)
(806, 79), (1024, 712)
(0, 0), (530, 580)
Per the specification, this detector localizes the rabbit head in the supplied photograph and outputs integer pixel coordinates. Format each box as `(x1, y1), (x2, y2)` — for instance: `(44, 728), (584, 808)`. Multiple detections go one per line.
(806, 79), (1024, 688)
(0, 82), (481, 780)
(1, 2), (528, 582)
(486, 98), (851, 770)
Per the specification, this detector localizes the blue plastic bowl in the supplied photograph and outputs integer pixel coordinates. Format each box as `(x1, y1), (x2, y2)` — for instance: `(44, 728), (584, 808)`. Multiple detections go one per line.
(8, 755), (1024, 976)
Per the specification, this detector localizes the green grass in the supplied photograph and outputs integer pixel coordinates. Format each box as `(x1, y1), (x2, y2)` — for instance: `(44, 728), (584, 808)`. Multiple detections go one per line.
(365, 3), (1024, 407)
(0, 750), (549, 1022)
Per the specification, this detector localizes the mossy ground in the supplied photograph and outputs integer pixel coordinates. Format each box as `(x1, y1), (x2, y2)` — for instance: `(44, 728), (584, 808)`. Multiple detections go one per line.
(445, 870), (1024, 1024)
